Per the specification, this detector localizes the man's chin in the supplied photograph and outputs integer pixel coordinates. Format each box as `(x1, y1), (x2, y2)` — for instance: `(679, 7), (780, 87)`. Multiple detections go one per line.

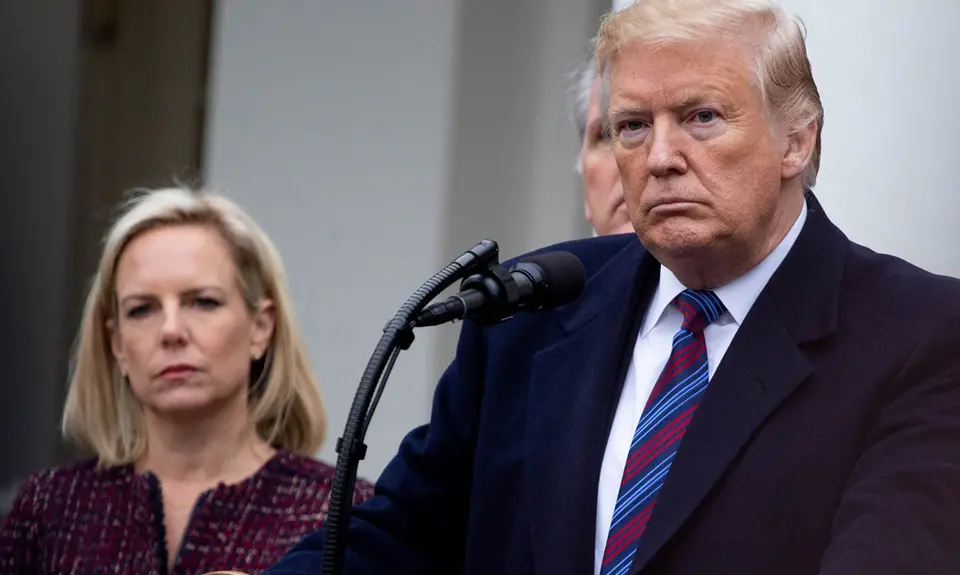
(639, 225), (717, 260)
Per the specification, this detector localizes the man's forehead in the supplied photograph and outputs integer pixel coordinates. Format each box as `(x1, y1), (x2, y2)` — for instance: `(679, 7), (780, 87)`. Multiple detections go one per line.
(606, 42), (753, 102)
(609, 37), (752, 76)
(611, 83), (733, 108)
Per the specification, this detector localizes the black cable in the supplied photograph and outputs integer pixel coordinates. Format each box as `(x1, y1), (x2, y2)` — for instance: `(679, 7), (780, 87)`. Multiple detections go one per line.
(362, 344), (402, 439)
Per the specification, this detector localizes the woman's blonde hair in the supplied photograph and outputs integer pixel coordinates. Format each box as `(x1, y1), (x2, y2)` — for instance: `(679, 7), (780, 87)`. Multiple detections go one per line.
(62, 187), (327, 466)
(597, 0), (824, 187)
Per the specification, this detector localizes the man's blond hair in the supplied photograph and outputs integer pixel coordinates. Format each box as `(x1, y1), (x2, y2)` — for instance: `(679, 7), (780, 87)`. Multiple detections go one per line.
(597, 0), (824, 187)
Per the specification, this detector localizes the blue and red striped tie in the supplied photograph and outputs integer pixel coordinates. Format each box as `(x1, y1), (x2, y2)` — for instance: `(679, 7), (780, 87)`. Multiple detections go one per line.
(600, 289), (725, 575)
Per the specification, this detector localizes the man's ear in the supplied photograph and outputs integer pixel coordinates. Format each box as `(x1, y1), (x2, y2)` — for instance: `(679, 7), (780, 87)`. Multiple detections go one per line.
(782, 120), (818, 181)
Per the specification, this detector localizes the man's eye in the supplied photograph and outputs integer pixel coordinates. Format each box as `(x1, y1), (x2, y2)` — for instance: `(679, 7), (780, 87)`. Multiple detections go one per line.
(693, 110), (717, 123)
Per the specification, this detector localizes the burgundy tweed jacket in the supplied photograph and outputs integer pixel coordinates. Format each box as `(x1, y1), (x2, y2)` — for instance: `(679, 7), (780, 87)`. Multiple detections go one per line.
(0, 451), (374, 574)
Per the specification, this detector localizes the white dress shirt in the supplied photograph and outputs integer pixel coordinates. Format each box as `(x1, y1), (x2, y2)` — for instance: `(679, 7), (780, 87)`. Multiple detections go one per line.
(593, 200), (809, 574)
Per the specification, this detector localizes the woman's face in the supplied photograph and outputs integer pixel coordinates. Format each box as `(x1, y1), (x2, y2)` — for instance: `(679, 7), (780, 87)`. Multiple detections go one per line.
(109, 224), (274, 418)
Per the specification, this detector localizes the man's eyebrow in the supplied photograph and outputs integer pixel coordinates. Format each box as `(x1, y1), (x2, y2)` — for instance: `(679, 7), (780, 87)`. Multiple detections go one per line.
(608, 91), (725, 124)
(607, 105), (649, 125)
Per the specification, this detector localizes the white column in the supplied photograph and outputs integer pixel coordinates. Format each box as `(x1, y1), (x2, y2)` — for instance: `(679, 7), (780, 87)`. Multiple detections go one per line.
(205, 0), (461, 479)
(205, 0), (596, 477)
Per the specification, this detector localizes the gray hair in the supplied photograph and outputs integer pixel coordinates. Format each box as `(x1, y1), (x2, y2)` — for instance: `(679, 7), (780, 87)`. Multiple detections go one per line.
(569, 38), (598, 143)
(568, 38), (599, 175)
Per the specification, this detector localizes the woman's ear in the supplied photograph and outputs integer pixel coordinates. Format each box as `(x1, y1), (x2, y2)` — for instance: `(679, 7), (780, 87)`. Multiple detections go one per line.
(107, 318), (129, 376)
(250, 299), (276, 361)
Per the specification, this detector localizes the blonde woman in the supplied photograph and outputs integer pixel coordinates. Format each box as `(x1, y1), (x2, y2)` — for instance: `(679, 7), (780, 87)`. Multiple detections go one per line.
(0, 188), (373, 574)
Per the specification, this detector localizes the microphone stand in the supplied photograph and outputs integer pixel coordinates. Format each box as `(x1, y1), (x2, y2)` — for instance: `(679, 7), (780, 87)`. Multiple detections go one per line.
(320, 239), (501, 575)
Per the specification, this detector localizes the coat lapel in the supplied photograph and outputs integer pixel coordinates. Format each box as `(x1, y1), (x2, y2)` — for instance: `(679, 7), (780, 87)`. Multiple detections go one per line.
(628, 295), (813, 573)
(525, 239), (659, 575)
(629, 193), (847, 573)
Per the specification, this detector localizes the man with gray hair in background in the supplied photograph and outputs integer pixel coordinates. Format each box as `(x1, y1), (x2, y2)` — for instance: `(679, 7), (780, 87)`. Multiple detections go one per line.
(571, 38), (633, 237)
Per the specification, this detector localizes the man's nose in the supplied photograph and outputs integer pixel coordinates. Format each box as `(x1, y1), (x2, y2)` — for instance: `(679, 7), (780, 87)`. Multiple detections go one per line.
(646, 121), (688, 178)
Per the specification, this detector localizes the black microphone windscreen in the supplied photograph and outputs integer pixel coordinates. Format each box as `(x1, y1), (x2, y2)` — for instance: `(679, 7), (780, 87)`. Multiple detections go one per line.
(519, 251), (586, 308)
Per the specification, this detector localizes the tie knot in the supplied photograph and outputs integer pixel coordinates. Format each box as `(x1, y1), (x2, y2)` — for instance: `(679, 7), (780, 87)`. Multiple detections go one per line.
(675, 289), (725, 333)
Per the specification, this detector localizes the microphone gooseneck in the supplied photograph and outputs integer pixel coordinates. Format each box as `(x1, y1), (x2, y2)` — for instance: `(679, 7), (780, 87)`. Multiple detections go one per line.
(321, 241), (586, 575)
(320, 239), (499, 575)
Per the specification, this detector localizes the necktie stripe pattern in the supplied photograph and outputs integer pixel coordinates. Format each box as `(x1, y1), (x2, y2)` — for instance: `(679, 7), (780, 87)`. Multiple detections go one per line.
(600, 289), (725, 575)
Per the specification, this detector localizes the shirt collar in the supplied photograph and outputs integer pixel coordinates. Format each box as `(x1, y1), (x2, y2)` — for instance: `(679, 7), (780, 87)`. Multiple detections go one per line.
(639, 197), (808, 337)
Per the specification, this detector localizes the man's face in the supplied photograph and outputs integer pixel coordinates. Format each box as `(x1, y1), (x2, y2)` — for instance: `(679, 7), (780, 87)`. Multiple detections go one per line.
(580, 76), (633, 236)
(608, 37), (804, 268)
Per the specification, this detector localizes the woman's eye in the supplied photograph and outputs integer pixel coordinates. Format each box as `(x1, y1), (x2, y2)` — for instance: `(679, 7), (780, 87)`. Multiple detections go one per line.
(126, 304), (151, 319)
(195, 297), (221, 310)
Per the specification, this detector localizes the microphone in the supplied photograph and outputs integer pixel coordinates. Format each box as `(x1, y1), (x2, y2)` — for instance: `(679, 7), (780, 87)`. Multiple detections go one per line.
(415, 250), (586, 327)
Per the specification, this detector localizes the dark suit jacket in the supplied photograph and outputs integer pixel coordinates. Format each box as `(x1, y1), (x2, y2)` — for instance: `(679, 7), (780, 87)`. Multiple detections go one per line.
(267, 193), (960, 574)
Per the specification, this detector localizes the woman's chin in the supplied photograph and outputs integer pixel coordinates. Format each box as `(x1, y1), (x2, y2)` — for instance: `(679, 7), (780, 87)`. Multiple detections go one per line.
(146, 391), (232, 419)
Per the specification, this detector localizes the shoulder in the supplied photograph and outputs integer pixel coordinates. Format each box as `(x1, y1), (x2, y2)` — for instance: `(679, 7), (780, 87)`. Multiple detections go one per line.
(263, 452), (375, 504)
(264, 451), (334, 489)
(446, 234), (644, 357)
(845, 241), (960, 316)
(840, 241), (960, 363)
(489, 233), (644, 330)
(3, 458), (122, 524)
(351, 474), (376, 504)
(503, 233), (639, 281)
(11, 458), (115, 499)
